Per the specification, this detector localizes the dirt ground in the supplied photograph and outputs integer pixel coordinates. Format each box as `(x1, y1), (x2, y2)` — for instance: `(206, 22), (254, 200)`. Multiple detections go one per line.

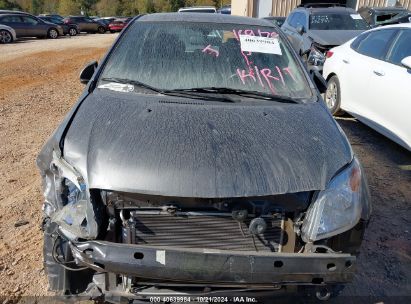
(0, 34), (410, 303)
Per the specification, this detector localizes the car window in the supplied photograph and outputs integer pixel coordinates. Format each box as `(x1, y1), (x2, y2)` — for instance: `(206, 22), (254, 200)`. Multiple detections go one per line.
(294, 13), (307, 28)
(287, 13), (296, 27)
(99, 22), (313, 99)
(387, 30), (411, 66)
(0, 15), (21, 23)
(22, 16), (39, 25)
(350, 32), (368, 50)
(356, 29), (397, 59)
(289, 12), (305, 28)
(309, 13), (369, 30)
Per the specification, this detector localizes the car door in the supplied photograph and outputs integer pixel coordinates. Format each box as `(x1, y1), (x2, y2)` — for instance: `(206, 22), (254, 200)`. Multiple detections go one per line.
(76, 17), (88, 32)
(284, 12), (306, 53)
(339, 29), (398, 118)
(281, 13), (297, 46)
(0, 15), (25, 36)
(364, 29), (411, 149)
(84, 17), (97, 31)
(20, 15), (43, 37)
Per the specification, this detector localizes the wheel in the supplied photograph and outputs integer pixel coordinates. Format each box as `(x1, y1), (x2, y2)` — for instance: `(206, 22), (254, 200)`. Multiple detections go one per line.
(0, 29), (13, 44)
(97, 26), (106, 34)
(48, 28), (59, 39)
(68, 27), (78, 36)
(325, 75), (344, 116)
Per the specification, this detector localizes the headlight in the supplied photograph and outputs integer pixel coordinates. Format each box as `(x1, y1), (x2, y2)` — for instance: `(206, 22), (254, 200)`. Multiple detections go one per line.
(301, 158), (364, 242)
(307, 46), (326, 66)
(45, 151), (98, 240)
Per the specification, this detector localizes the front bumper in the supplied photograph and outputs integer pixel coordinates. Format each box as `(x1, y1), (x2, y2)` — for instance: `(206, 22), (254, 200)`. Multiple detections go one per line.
(71, 241), (355, 285)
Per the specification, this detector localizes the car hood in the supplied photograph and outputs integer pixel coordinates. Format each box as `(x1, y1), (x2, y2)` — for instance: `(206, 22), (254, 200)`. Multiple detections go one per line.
(308, 30), (365, 46)
(62, 89), (352, 198)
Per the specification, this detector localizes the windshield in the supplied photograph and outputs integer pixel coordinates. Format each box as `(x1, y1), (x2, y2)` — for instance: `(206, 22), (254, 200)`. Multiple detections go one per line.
(310, 13), (369, 30)
(99, 22), (312, 99)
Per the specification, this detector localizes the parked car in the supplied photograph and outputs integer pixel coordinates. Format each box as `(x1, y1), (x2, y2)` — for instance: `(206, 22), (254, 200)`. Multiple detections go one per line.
(38, 13), (64, 21)
(0, 13), (63, 39)
(323, 24), (411, 151)
(38, 13), (371, 302)
(282, 4), (369, 72)
(63, 16), (107, 33)
(263, 16), (286, 27)
(0, 9), (30, 15)
(217, 5), (231, 14)
(358, 6), (411, 27)
(95, 17), (115, 28)
(178, 6), (216, 13)
(0, 24), (16, 43)
(39, 16), (78, 36)
(108, 17), (132, 32)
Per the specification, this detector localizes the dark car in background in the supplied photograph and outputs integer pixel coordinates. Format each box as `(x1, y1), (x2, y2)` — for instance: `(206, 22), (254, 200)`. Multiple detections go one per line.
(39, 13), (64, 21)
(108, 17), (132, 32)
(218, 5), (231, 14)
(38, 13), (370, 303)
(63, 16), (107, 33)
(0, 13), (63, 39)
(39, 16), (78, 36)
(358, 6), (411, 27)
(263, 16), (286, 27)
(282, 4), (369, 72)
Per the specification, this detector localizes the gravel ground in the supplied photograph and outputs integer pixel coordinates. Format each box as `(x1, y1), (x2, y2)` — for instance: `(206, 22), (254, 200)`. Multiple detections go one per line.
(0, 34), (410, 303)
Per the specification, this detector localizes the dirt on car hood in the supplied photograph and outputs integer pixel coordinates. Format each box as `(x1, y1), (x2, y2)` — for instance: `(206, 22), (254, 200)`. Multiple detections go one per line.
(60, 89), (352, 198)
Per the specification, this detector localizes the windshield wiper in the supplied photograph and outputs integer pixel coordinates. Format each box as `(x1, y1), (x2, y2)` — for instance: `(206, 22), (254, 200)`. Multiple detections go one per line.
(100, 77), (163, 93)
(165, 87), (300, 104)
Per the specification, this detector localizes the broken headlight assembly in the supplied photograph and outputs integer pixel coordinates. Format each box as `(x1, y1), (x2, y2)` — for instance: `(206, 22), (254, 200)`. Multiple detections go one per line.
(301, 157), (364, 242)
(307, 45), (326, 67)
(43, 151), (99, 240)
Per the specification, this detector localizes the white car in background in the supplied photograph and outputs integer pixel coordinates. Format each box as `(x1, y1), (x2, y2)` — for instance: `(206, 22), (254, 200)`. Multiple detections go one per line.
(178, 6), (216, 13)
(323, 24), (411, 151)
(0, 24), (16, 44)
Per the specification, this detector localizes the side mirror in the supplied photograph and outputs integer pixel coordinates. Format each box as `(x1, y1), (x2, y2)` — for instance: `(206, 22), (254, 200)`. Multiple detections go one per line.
(311, 70), (327, 94)
(401, 56), (411, 70)
(296, 25), (305, 35)
(80, 61), (98, 84)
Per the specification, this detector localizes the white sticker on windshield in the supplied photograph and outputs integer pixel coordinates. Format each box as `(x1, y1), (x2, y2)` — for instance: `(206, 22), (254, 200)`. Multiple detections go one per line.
(350, 14), (363, 20)
(239, 35), (282, 55)
(98, 82), (134, 93)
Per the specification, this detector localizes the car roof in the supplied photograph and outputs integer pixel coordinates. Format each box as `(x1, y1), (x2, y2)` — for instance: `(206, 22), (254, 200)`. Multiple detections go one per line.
(139, 12), (274, 27)
(366, 6), (409, 12)
(0, 10), (29, 14)
(364, 22), (411, 33)
(294, 6), (357, 14)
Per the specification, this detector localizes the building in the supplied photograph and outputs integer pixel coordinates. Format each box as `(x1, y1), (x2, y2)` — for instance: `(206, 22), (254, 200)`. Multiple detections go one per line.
(232, 0), (411, 18)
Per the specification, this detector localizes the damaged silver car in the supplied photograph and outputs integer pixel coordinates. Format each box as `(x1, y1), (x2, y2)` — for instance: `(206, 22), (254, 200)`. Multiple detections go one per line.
(37, 13), (371, 303)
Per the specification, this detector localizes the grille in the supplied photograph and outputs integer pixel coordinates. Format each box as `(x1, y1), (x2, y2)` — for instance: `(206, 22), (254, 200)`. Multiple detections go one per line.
(129, 212), (284, 252)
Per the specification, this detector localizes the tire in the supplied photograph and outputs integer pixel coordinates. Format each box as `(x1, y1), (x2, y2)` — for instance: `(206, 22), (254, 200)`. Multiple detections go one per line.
(97, 26), (106, 34)
(0, 29), (13, 44)
(68, 27), (78, 36)
(325, 75), (344, 116)
(48, 28), (59, 39)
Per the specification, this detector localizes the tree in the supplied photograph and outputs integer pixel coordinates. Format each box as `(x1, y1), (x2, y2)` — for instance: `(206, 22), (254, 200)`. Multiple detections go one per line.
(0, 0), (22, 10)
(58, 0), (80, 15)
(170, 0), (185, 12)
(31, 0), (44, 14)
(145, 0), (155, 13)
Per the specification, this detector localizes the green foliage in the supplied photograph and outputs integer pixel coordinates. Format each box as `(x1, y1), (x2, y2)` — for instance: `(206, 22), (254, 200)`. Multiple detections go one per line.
(0, 0), (22, 10)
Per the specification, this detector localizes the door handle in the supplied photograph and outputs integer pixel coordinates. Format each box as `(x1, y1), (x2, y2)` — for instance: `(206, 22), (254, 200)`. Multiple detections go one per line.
(373, 70), (385, 76)
(342, 59), (350, 64)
